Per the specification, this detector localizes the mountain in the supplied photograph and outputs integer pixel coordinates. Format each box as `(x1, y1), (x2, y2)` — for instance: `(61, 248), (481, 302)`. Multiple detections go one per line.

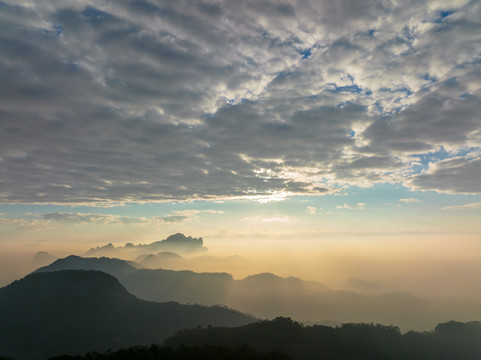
(30, 251), (58, 269)
(136, 251), (189, 269)
(122, 268), (234, 305)
(135, 252), (251, 274)
(188, 254), (252, 274)
(230, 273), (430, 330)
(239, 272), (329, 291)
(84, 233), (207, 258)
(32, 255), (235, 306)
(164, 317), (481, 360)
(34, 255), (141, 279)
(343, 277), (387, 293)
(143, 233), (207, 253)
(30, 255), (436, 331)
(130, 269), (432, 331)
(83, 243), (121, 257)
(47, 344), (291, 360)
(0, 270), (255, 360)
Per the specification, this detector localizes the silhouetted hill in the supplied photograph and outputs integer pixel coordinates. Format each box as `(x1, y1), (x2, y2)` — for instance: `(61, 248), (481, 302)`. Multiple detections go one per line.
(0, 270), (255, 360)
(189, 254), (252, 272)
(240, 273), (329, 291)
(83, 243), (120, 257)
(122, 268), (234, 305)
(165, 317), (481, 360)
(344, 277), (387, 293)
(29, 255), (436, 330)
(134, 252), (252, 274)
(119, 266), (431, 331)
(40, 318), (481, 360)
(34, 255), (141, 279)
(48, 344), (291, 360)
(229, 274), (429, 330)
(136, 251), (189, 269)
(32, 256), (236, 305)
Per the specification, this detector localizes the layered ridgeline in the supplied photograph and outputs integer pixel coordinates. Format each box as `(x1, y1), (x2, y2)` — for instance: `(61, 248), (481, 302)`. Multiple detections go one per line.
(135, 252), (251, 274)
(0, 270), (255, 360)
(35, 255), (448, 331)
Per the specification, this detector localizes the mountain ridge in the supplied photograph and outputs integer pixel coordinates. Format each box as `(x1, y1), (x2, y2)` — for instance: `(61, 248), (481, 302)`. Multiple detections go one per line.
(0, 270), (255, 360)
(32, 255), (435, 331)
(34, 255), (141, 279)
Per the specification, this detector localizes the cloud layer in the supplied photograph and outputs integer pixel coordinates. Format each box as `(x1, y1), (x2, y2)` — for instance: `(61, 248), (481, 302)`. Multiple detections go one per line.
(1, 0), (480, 204)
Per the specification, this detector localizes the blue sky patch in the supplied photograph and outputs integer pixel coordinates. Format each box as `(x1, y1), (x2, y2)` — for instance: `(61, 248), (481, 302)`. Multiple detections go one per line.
(300, 47), (312, 59)
(54, 25), (63, 36)
(436, 10), (455, 23)
(82, 6), (111, 22)
(328, 84), (363, 94)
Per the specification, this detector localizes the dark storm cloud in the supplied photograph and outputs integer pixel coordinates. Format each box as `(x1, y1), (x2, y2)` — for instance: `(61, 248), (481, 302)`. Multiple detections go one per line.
(0, 0), (480, 204)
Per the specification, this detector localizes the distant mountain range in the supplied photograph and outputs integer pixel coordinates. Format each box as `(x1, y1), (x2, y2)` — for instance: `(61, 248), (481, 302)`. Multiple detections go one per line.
(136, 251), (187, 268)
(84, 233), (207, 258)
(35, 255), (440, 331)
(3, 254), (481, 359)
(134, 251), (252, 274)
(80, 233), (254, 276)
(0, 270), (255, 360)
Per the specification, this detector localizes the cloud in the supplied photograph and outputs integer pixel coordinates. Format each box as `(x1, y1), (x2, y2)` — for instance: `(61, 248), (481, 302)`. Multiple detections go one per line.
(154, 215), (190, 224)
(242, 215), (294, 222)
(443, 202), (481, 210)
(307, 206), (318, 215)
(154, 210), (224, 223)
(408, 156), (481, 194)
(39, 212), (150, 225)
(0, 216), (50, 231)
(400, 198), (421, 203)
(32, 209), (223, 226)
(336, 203), (366, 210)
(0, 0), (480, 204)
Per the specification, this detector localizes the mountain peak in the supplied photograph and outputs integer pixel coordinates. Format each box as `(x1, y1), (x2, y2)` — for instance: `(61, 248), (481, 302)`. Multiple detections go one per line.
(144, 233), (207, 253)
(165, 233), (202, 244)
(33, 255), (140, 279)
(30, 251), (57, 268)
(85, 234), (208, 258)
(2, 270), (136, 307)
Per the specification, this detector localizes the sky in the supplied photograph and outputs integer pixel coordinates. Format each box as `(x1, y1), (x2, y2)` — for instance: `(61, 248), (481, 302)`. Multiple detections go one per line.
(1, 0), (481, 293)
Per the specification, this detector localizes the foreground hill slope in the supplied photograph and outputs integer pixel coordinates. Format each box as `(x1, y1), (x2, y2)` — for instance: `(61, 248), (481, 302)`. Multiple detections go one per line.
(25, 318), (481, 360)
(0, 270), (255, 360)
(48, 344), (290, 360)
(165, 317), (481, 360)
